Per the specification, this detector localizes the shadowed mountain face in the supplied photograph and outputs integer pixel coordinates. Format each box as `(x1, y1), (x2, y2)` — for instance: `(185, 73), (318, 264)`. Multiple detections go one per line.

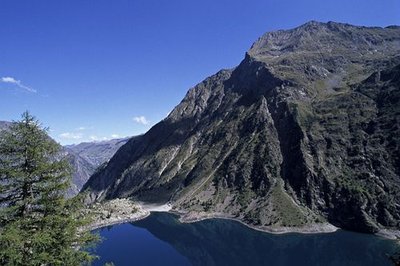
(62, 148), (97, 196)
(64, 138), (130, 195)
(83, 21), (400, 233)
(65, 138), (130, 195)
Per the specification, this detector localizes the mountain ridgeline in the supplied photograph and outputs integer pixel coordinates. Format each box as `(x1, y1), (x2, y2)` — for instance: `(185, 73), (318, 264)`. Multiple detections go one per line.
(65, 138), (130, 194)
(62, 138), (131, 195)
(83, 21), (400, 233)
(66, 138), (130, 167)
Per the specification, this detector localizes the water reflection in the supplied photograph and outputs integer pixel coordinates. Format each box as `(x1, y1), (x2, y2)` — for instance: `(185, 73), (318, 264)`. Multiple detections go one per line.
(93, 212), (397, 266)
(132, 212), (396, 266)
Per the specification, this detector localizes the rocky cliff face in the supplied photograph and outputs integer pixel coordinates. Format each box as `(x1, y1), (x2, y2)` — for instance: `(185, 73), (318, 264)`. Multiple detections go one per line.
(83, 21), (400, 233)
(62, 148), (97, 196)
(64, 138), (130, 195)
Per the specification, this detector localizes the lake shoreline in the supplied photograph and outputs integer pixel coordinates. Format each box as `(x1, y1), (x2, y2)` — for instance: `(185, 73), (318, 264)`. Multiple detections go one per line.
(86, 199), (151, 231)
(173, 210), (400, 239)
(171, 209), (339, 235)
(88, 211), (150, 231)
(88, 200), (400, 240)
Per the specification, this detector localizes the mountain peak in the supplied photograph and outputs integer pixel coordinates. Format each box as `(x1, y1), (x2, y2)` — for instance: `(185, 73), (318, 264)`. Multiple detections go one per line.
(83, 22), (400, 234)
(249, 20), (400, 58)
(246, 21), (400, 90)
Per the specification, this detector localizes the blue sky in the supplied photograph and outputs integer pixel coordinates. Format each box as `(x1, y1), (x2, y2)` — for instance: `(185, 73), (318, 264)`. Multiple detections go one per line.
(1, 0), (399, 145)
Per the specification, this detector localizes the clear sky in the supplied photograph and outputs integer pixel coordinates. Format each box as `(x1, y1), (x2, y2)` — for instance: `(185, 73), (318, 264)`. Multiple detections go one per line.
(1, 0), (399, 145)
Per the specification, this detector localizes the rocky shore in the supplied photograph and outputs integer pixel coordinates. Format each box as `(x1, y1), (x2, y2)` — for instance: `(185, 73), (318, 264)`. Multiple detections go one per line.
(376, 229), (400, 240)
(86, 199), (338, 234)
(173, 209), (339, 234)
(86, 199), (150, 230)
(85, 199), (399, 240)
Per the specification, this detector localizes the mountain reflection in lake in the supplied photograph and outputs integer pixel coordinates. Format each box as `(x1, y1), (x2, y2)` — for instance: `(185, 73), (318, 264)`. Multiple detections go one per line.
(93, 212), (397, 266)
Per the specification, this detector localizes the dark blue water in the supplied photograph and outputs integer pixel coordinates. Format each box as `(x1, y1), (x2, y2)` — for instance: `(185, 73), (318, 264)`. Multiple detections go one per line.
(93, 212), (398, 266)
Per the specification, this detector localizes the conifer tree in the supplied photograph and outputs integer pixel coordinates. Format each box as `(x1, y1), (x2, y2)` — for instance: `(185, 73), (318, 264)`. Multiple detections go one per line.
(0, 111), (97, 265)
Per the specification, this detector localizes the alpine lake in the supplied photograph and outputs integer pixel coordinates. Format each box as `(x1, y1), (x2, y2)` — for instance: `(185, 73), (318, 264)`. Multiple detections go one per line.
(92, 212), (398, 266)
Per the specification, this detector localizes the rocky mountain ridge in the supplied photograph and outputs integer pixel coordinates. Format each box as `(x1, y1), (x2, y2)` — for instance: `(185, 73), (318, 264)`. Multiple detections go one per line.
(66, 137), (130, 167)
(83, 21), (400, 233)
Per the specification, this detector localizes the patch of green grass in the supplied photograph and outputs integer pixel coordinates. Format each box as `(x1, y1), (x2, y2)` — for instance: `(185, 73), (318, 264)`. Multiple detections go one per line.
(289, 102), (317, 130)
(270, 181), (308, 226)
(237, 188), (256, 208)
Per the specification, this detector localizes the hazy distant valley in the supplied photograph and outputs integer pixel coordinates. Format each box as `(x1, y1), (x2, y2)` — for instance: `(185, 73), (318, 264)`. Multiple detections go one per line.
(0, 121), (129, 195)
(64, 138), (131, 195)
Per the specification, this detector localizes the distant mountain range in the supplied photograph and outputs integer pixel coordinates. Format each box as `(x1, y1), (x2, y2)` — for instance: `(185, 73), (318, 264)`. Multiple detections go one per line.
(83, 21), (400, 234)
(64, 138), (129, 195)
(0, 121), (12, 131)
(0, 121), (129, 195)
(65, 138), (130, 168)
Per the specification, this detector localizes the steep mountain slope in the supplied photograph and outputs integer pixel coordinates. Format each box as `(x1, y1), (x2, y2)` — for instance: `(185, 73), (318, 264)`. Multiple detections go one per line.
(62, 148), (97, 196)
(65, 138), (130, 195)
(83, 21), (400, 233)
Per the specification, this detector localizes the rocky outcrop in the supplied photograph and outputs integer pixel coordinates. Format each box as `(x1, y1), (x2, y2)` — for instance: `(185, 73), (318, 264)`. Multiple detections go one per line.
(62, 148), (97, 196)
(83, 21), (400, 233)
